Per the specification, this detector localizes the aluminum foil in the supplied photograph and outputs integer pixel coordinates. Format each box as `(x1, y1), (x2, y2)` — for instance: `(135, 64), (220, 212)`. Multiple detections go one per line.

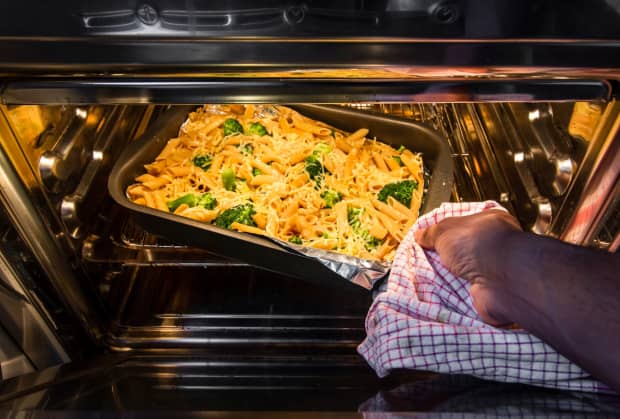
(271, 238), (391, 290)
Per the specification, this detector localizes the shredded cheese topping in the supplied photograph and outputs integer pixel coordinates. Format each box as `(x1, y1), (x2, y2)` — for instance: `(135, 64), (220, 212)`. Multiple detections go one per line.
(126, 104), (424, 261)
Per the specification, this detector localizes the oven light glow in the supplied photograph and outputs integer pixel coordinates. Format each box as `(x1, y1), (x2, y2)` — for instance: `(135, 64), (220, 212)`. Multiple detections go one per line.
(514, 152), (525, 163)
(75, 108), (88, 119)
(528, 110), (540, 121)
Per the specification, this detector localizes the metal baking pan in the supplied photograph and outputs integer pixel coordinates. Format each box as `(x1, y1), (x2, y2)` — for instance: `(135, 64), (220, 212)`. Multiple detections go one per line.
(108, 105), (453, 292)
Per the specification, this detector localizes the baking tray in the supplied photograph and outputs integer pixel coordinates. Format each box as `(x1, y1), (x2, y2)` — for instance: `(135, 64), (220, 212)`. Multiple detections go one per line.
(108, 105), (453, 292)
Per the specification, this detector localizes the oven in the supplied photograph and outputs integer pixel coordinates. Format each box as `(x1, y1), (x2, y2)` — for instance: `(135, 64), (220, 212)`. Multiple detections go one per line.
(0, 0), (619, 415)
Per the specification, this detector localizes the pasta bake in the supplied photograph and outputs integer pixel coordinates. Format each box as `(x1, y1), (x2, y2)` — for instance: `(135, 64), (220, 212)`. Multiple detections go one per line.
(126, 105), (424, 261)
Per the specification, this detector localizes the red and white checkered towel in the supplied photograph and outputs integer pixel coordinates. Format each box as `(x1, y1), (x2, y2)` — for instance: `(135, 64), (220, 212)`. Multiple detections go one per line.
(358, 201), (612, 393)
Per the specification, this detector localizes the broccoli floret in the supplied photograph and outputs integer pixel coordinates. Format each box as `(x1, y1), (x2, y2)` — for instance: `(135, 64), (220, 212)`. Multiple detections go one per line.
(167, 192), (218, 212)
(252, 168), (262, 176)
(222, 118), (243, 136)
(221, 167), (236, 191)
(304, 143), (333, 182)
(192, 154), (213, 170)
(377, 180), (418, 207)
(397, 145), (406, 153)
(288, 235), (303, 245)
(347, 206), (383, 250)
(197, 193), (217, 210)
(238, 144), (254, 155)
(247, 122), (268, 136)
(304, 155), (325, 181)
(167, 193), (198, 212)
(360, 229), (382, 250)
(320, 190), (342, 209)
(214, 203), (256, 229)
(347, 207), (363, 230)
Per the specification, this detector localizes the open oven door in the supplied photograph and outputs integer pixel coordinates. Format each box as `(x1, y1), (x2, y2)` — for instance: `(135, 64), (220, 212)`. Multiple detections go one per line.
(1, 353), (620, 416)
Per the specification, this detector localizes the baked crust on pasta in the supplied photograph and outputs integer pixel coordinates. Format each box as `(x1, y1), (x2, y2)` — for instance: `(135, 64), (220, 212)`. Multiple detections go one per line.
(126, 105), (424, 261)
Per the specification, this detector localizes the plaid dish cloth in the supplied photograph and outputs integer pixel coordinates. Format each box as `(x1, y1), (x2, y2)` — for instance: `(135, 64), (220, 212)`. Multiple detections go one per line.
(358, 201), (612, 394)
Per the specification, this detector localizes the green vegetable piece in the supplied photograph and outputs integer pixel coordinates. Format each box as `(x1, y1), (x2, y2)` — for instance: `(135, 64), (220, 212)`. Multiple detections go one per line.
(303, 143), (335, 185)
(347, 207), (363, 230)
(221, 167), (236, 191)
(377, 180), (418, 207)
(288, 235), (303, 245)
(223, 118), (243, 136)
(346, 207), (382, 250)
(360, 229), (382, 250)
(330, 130), (336, 138)
(167, 193), (197, 212)
(313, 143), (332, 156)
(197, 193), (217, 210)
(391, 146), (406, 166)
(214, 203), (256, 229)
(247, 122), (268, 136)
(252, 168), (262, 176)
(238, 144), (254, 155)
(304, 154), (325, 181)
(192, 154), (213, 170)
(320, 190), (343, 209)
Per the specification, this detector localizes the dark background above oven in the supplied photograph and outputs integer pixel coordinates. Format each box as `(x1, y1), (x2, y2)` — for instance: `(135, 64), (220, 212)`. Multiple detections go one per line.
(1, 1), (620, 39)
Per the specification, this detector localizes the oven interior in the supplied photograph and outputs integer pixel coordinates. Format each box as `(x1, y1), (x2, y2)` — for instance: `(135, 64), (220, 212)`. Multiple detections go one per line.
(0, 99), (619, 410)
(1, 100), (616, 351)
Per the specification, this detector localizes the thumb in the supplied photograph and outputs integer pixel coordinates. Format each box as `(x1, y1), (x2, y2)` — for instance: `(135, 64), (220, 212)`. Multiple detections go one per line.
(414, 224), (439, 250)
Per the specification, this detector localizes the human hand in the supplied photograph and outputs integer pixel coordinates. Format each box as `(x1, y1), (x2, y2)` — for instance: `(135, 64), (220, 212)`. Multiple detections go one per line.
(414, 210), (522, 326)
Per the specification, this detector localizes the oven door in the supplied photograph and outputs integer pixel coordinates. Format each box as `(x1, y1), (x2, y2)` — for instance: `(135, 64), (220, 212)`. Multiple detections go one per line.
(2, 353), (619, 416)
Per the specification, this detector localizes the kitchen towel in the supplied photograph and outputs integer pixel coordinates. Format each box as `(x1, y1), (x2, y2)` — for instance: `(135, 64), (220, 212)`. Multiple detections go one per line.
(358, 201), (612, 393)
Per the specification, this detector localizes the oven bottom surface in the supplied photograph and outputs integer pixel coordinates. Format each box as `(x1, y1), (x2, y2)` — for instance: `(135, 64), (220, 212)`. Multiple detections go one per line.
(0, 354), (618, 415)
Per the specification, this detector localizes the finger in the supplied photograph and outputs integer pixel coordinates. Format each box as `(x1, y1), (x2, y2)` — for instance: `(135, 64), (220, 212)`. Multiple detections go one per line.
(414, 224), (439, 249)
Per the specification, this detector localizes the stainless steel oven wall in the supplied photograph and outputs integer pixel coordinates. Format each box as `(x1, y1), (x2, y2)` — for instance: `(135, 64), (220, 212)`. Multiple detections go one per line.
(0, 103), (154, 366)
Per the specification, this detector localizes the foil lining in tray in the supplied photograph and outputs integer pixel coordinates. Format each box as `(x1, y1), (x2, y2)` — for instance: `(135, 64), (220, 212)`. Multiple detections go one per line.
(272, 238), (391, 290)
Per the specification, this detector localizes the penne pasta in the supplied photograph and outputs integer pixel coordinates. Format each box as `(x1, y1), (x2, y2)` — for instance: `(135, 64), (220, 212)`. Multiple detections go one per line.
(385, 154), (401, 171)
(372, 198), (408, 221)
(127, 104), (425, 262)
(292, 114), (332, 136)
(231, 222), (267, 236)
(179, 207), (219, 223)
(142, 175), (172, 190)
(387, 196), (417, 219)
(135, 173), (157, 183)
(252, 160), (278, 176)
(153, 190), (169, 212)
(166, 166), (191, 178)
(368, 222), (388, 240)
(250, 175), (277, 186)
(372, 152), (389, 172)
(252, 213), (268, 229)
(343, 128), (368, 145)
